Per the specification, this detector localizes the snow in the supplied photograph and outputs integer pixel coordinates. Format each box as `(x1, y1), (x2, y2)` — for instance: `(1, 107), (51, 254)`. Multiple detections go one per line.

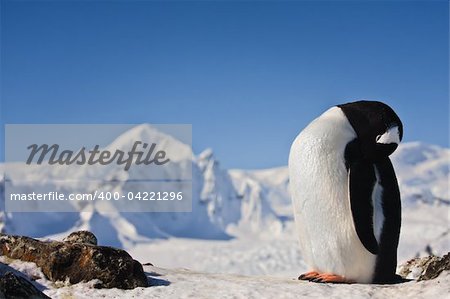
(391, 141), (450, 204)
(126, 199), (448, 277)
(129, 231), (305, 277)
(0, 125), (449, 298)
(1, 258), (449, 299)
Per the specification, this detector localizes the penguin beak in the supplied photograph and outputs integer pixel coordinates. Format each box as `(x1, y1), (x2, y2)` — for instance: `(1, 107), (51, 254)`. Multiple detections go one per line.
(376, 126), (400, 145)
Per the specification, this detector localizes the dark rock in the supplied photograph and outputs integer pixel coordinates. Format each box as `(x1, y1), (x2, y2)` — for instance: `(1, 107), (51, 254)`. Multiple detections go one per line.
(0, 271), (50, 299)
(398, 252), (450, 281)
(0, 233), (148, 289)
(418, 252), (450, 280)
(63, 230), (97, 245)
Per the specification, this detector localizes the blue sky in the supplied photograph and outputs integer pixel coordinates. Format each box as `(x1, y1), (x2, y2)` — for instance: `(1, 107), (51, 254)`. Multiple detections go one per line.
(1, 0), (448, 169)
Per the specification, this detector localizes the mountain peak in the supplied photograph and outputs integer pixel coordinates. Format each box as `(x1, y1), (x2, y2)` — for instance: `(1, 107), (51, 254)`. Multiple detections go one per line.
(107, 124), (193, 161)
(198, 148), (214, 161)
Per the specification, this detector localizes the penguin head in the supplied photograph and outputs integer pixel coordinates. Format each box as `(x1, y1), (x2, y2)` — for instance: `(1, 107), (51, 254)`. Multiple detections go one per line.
(338, 100), (403, 161)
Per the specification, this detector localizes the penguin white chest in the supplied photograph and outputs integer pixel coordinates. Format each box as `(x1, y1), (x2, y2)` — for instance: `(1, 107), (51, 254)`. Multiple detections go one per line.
(289, 107), (377, 283)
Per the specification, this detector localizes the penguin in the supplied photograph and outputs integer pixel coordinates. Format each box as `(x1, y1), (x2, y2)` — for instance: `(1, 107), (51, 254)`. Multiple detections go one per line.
(289, 100), (403, 284)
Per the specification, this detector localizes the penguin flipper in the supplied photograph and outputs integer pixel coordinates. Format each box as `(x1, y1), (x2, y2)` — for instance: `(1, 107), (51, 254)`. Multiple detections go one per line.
(348, 161), (379, 255)
(372, 158), (402, 283)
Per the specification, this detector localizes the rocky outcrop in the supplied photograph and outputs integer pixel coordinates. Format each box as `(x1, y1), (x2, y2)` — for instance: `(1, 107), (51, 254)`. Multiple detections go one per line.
(63, 230), (98, 245)
(399, 252), (450, 280)
(0, 271), (50, 299)
(0, 232), (148, 289)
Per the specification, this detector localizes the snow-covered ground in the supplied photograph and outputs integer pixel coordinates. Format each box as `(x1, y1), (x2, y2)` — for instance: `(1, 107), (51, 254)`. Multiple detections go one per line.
(0, 125), (449, 298)
(128, 201), (449, 278)
(1, 258), (449, 299)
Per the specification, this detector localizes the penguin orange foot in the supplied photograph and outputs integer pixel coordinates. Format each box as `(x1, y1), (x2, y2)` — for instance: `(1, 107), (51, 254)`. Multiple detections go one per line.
(299, 272), (352, 284)
(310, 273), (351, 284)
(298, 271), (320, 280)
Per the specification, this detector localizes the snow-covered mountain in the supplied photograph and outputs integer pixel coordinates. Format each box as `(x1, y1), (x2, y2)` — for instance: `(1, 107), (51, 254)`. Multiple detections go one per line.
(391, 142), (450, 205)
(0, 125), (279, 247)
(0, 125), (449, 257)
